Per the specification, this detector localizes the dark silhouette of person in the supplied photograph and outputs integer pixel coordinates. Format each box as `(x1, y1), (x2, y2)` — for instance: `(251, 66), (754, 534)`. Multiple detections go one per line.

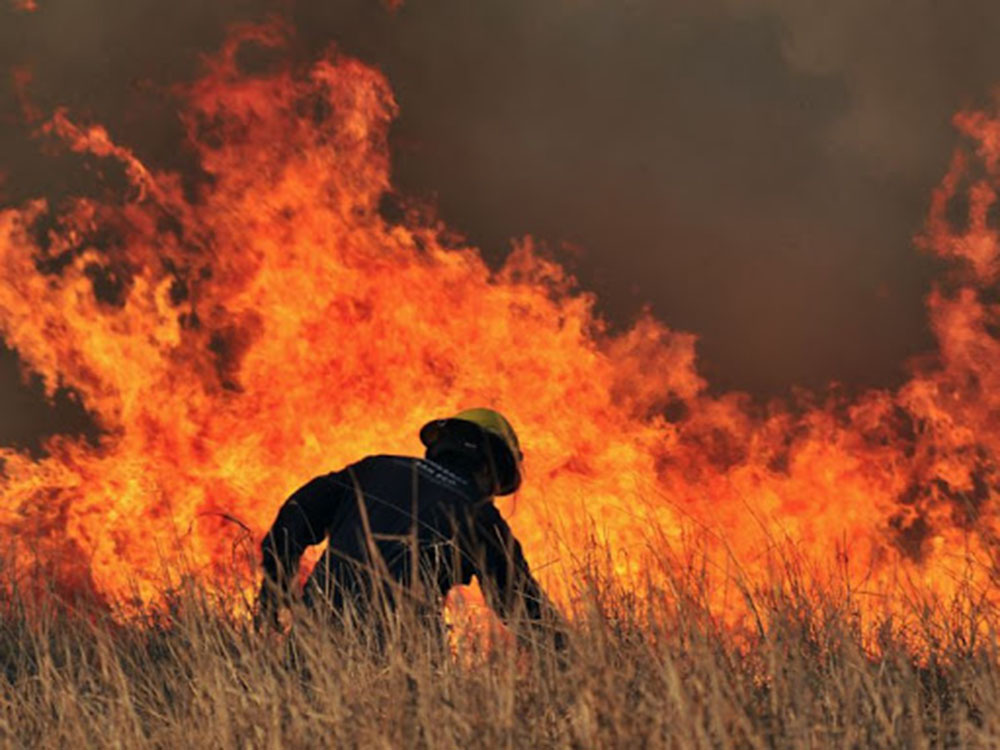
(257, 408), (559, 645)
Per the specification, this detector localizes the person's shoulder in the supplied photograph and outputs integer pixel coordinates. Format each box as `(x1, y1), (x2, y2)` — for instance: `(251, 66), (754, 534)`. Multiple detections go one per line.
(358, 454), (420, 467)
(471, 497), (508, 527)
(312, 455), (415, 494)
(340, 454), (421, 477)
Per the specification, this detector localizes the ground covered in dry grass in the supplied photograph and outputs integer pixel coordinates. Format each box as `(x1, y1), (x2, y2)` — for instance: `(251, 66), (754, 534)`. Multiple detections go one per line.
(1, 568), (999, 749)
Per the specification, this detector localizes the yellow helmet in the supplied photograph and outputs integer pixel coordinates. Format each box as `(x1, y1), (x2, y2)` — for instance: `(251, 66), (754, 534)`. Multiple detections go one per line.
(420, 408), (524, 495)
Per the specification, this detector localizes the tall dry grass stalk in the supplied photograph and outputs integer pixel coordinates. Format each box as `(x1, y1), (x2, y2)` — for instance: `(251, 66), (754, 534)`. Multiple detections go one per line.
(1, 547), (999, 749)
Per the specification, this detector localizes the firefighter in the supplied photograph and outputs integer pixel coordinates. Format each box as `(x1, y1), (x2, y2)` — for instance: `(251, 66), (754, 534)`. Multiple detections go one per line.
(257, 408), (559, 645)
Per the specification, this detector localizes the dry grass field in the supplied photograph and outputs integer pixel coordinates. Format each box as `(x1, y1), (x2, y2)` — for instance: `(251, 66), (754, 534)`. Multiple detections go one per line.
(1, 555), (999, 750)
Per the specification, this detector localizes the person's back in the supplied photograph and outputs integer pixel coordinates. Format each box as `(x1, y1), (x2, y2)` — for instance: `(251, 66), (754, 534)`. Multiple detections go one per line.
(257, 409), (554, 638)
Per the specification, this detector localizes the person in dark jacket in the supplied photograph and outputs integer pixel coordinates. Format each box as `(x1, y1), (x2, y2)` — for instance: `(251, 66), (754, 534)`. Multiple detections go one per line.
(257, 408), (558, 643)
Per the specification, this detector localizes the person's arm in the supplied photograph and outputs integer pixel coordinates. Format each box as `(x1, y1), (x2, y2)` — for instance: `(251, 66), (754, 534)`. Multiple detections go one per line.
(469, 504), (554, 631)
(258, 474), (343, 616)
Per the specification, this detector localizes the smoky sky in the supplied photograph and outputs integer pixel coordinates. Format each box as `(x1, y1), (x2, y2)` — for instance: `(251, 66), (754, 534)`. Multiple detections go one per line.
(1, 0), (999, 452)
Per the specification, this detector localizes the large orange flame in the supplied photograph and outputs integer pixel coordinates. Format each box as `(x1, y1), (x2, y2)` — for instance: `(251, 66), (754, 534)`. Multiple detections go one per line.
(0, 25), (998, 637)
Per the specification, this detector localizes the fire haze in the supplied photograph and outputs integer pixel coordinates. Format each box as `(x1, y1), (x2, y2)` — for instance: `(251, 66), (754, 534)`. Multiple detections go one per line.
(0, 24), (998, 638)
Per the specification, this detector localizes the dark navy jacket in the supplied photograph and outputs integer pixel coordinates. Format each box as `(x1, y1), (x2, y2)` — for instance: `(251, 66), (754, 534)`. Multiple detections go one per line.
(261, 455), (545, 623)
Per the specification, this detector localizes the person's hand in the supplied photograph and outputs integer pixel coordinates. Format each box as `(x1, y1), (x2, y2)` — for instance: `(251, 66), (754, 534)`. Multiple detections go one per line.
(254, 582), (292, 635)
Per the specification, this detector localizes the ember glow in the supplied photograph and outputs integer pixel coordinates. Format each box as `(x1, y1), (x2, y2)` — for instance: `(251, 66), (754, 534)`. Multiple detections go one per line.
(0, 25), (998, 638)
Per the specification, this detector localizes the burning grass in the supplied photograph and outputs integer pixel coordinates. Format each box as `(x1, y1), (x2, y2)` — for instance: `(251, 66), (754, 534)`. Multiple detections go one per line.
(2, 549), (999, 749)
